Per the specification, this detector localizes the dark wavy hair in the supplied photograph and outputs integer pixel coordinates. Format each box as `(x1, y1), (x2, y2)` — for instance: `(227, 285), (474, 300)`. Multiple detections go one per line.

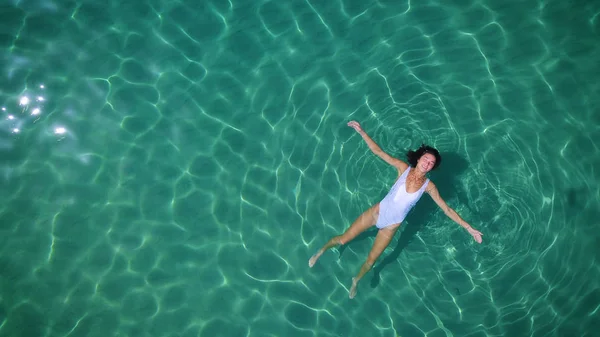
(406, 144), (441, 170)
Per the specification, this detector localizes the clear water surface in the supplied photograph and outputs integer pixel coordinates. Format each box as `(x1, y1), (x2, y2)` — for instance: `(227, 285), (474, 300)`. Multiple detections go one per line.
(1, 0), (599, 336)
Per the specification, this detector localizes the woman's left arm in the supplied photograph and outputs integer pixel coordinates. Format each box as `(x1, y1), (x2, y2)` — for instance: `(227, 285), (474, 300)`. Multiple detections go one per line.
(426, 182), (483, 244)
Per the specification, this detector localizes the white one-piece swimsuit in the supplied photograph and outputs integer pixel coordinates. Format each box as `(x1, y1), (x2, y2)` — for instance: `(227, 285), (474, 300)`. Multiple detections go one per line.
(375, 166), (429, 229)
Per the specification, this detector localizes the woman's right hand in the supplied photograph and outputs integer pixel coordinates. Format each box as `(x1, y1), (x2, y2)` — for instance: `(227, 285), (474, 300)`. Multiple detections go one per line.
(347, 120), (363, 133)
(468, 227), (483, 244)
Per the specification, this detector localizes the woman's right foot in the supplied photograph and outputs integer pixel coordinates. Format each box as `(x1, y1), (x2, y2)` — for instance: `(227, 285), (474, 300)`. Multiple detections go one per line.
(308, 251), (323, 268)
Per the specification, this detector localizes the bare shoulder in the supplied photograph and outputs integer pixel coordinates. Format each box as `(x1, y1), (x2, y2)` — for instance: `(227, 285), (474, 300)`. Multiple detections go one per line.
(394, 159), (409, 175)
(425, 180), (438, 193)
(425, 180), (450, 211)
(376, 150), (409, 173)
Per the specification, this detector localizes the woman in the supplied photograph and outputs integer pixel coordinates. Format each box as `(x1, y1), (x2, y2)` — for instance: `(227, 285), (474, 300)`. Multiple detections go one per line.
(309, 121), (483, 299)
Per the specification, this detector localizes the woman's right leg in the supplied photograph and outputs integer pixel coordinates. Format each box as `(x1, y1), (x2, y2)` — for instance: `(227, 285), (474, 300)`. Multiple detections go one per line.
(309, 203), (379, 267)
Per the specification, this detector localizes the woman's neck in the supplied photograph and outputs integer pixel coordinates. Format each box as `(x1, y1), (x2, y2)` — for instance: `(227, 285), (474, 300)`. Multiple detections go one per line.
(411, 166), (427, 179)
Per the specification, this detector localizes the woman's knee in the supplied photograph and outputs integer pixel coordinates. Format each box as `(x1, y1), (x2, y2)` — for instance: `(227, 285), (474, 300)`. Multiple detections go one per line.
(339, 228), (358, 245)
(336, 235), (348, 246)
(366, 252), (381, 265)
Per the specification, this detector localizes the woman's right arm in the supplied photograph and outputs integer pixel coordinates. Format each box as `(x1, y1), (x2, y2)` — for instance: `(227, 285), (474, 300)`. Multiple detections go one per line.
(347, 121), (408, 172)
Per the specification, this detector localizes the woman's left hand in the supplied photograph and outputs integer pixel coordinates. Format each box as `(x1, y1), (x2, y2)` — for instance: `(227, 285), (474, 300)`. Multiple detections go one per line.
(468, 227), (483, 243)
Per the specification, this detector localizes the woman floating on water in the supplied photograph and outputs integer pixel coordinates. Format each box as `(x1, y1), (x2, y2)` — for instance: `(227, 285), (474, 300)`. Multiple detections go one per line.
(309, 121), (483, 299)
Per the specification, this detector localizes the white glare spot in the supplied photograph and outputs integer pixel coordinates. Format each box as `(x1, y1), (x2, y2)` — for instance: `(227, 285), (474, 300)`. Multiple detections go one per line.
(8, 115), (14, 120)
(37, 96), (45, 102)
(1, 107), (5, 111)
(12, 128), (19, 133)
(32, 108), (41, 115)
(54, 127), (66, 135)
(40, 84), (45, 89)
(20, 96), (30, 106)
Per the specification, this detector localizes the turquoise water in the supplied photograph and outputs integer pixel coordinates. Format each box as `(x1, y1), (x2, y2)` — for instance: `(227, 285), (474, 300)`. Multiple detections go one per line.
(1, 0), (599, 336)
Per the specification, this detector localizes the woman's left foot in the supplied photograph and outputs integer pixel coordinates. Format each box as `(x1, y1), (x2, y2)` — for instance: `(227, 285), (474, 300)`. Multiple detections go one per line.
(349, 277), (359, 299)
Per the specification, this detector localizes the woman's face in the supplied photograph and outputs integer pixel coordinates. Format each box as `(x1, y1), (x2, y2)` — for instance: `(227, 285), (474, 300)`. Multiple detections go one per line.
(418, 153), (436, 172)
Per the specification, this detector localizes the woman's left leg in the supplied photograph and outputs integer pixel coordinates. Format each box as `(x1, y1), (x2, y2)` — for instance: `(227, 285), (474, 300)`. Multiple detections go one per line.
(349, 224), (400, 298)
